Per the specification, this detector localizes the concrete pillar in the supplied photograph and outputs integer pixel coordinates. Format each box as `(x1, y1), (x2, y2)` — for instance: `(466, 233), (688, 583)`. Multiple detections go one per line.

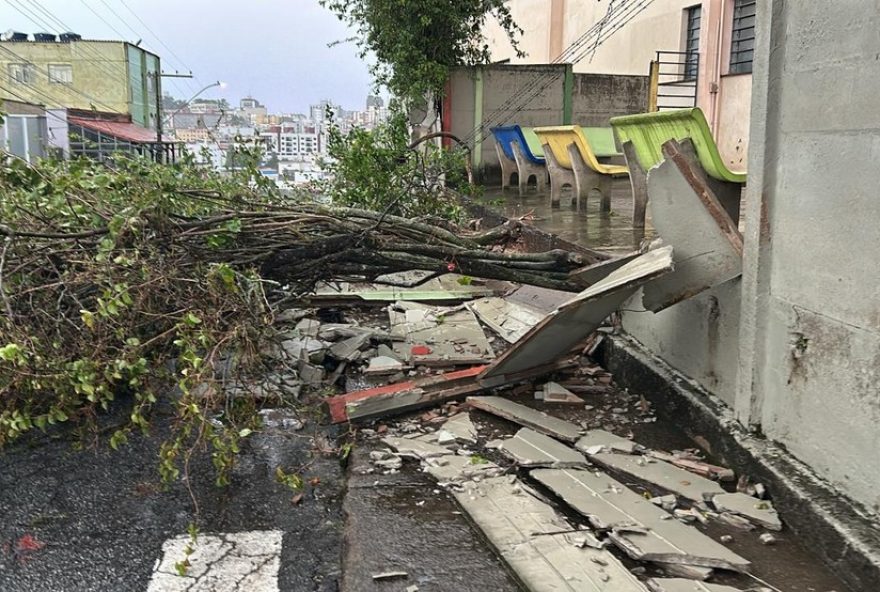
(549, 0), (566, 61)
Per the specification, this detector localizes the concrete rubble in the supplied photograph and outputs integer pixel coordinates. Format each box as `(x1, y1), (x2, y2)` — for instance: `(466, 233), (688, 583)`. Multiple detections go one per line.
(585, 451), (727, 501)
(711, 493), (782, 531)
(499, 428), (590, 468)
(646, 579), (744, 592)
(466, 396), (583, 442)
(465, 296), (545, 343)
(389, 301), (495, 365)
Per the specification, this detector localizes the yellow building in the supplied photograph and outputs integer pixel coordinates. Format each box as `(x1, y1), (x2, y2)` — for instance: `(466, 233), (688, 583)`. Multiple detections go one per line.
(0, 34), (161, 130)
(485, 0), (755, 168)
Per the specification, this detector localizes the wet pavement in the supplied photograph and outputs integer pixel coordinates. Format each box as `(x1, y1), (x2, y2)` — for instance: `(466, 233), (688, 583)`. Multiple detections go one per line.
(479, 179), (654, 254)
(0, 402), (345, 591)
(351, 383), (853, 592)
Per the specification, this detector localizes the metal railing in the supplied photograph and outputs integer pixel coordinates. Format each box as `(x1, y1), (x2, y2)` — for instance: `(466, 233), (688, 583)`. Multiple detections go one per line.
(649, 50), (699, 112)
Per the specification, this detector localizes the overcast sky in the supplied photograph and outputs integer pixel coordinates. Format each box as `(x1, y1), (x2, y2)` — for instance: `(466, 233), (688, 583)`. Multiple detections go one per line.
(0, 0), (375, 113)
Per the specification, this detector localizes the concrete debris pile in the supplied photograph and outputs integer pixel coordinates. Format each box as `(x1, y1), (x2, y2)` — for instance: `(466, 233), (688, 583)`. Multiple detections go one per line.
(369, 402), (783, 592)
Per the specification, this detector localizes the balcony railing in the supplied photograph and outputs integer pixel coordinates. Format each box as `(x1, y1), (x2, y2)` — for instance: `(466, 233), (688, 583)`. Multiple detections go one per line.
(649, 50), (699, 112)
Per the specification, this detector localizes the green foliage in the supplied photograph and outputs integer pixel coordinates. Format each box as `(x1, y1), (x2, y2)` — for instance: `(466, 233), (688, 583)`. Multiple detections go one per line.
(322, 110), (470, 220)
(320, 0), (523, 101)
(0, 152), (282, 489)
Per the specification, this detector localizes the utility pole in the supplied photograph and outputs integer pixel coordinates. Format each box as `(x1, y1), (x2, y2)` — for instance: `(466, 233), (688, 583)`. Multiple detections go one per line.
(151, 70), (193, 162)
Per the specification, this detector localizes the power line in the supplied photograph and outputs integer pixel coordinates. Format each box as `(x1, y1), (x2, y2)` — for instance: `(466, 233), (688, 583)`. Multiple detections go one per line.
(0, 44), (124, 114)
(76, 0), (128, 41)
(7, 0), (135, 85)
(461, 0), (657, 146)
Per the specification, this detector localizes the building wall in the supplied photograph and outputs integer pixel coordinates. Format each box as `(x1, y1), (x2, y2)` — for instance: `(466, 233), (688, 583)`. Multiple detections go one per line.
(571, 73), (650, 126)
(737, 0), (880, 514)
(0, 40), (160, 129)
(484, 0), (753, 171)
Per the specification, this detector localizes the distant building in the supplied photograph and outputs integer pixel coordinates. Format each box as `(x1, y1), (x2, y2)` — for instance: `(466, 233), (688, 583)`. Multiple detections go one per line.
(238, 96), (268, 125)
(0, 32), (162, 131)
(366, 95), (384, 109)
(0, 99), (50, 162)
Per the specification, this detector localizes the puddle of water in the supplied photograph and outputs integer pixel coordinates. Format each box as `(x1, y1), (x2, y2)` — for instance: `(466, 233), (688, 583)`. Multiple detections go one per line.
(479, 179), (654, 253)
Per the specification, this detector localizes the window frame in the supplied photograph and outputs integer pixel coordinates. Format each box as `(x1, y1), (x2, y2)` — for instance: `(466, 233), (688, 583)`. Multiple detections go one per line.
(729, 0), (756, 75)
(48, 63), (73, 84)
(8, 63), (36, 85)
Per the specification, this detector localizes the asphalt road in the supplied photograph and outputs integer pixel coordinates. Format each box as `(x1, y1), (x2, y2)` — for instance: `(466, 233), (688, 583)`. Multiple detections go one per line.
(0, 404), (345, 592)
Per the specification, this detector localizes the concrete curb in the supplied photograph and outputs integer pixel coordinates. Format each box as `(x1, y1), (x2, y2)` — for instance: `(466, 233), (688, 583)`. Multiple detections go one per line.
(599, 334), (880, 592)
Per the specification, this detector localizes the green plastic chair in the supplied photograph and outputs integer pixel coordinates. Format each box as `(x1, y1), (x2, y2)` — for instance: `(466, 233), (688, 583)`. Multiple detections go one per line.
(520, 127), (546, 159)
(581, 127), (622, 158)
(610, 108), (746, 183)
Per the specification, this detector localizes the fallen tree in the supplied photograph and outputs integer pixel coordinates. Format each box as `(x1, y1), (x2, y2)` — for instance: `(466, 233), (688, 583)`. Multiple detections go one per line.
(0, 153), (587, 486)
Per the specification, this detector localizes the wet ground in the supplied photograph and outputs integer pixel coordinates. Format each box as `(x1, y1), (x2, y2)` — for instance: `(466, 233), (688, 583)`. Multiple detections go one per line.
(0, 402), (345, 591)
(348, 383), (852, 592)
(479, 179), (654, 254)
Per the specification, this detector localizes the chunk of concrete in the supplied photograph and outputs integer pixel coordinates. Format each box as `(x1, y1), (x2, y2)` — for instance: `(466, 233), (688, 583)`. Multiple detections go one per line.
(294, 318), (321, 338)
(389, 302), (495, 365)
(576, 430), (640, 454)
(424, 454), (502, 484)
(541, 381), (584, 405)
(712, 493), (782, 531)
(364, 355), (405, 375)
(479, 246), (674, 385)
(467, 396), (582, 442)
(646, 578), (744, 592)
(382, 436), (450, 459)
(588, 452), (726, 501)
(465, 296), (545, 344)
(531, 469), (750, 572)
(440, 413), (478, 443)
(453, 476), (650, 592)
(500, 428), (589, 468)
(641, 141), (744, 312)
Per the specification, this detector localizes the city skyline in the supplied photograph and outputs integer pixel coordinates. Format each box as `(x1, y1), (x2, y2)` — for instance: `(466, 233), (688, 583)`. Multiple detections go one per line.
(0, 0), (376, 113)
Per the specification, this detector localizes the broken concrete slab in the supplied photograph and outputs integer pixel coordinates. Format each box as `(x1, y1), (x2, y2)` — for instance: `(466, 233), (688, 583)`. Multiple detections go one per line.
(587, 452), (726, 501)
(712, 493), (782, 531)
(568, 251), (641, 287)
(465, 296), (544, 344)
(530, 469), (750, 572)
(424, 454), (502, 484)
(381, 436), (450, 459)
(479, 246), (674, 385)
(294, 317), (321, 338)
(364, 355), (405, 375)
(576, 430), (640, 454)
(453, 476), (650, 592)
(499, 428), (589, 468)
(312, 274), (496, 303)
(329, 332), (371, 362)
(467, 396), (582, 443)
(541, 381), (584, 404)
(440, 413), (478, 443)
(641, 141), (743, 312)
(646, 578), (744, 592)
(389, 302), (495, 366)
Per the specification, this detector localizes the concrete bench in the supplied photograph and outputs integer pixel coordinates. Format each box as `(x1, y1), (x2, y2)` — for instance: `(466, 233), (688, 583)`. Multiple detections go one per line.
(533, 126), (628, 210)
(610, 108), (747, 228)
(490, 125), (548, 194)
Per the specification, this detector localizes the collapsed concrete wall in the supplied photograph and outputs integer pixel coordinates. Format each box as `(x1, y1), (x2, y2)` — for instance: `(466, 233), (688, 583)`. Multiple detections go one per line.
(622, 0), (880, 516)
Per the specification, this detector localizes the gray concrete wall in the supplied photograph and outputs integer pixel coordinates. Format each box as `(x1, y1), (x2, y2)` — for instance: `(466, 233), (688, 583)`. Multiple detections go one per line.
(622, 280), (741, 407)
(571, 74), (649, 127)
(622, 0), (880, 515)
(736, 0), (880, 514)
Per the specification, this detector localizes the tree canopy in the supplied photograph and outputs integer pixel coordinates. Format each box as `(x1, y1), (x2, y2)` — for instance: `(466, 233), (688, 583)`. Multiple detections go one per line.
(321, 0), (523, 101)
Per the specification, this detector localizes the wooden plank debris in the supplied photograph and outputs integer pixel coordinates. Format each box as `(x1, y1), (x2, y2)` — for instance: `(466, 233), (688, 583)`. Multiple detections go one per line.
(453, 476), (651, 592)
(467, 396), (583, 443)
(389, 302), (495, 366)
(646, 578), (744, 592)
(641, 141), (743, 312)
(466, 296), (545, 343)
(586, 451), (726, 501)
(479, 246), (674, 385)
(326, 366), (487, 423)
(712, 493), (782, 531)
(499, 428), (589, 468)
(530, 468), (750, 572)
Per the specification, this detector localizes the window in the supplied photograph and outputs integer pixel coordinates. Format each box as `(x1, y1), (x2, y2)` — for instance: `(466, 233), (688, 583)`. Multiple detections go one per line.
(8, 63), (36, 84)
(684, 5), (701, 80)
(48, 64), (73, 84)
(729, 0), (756, 74)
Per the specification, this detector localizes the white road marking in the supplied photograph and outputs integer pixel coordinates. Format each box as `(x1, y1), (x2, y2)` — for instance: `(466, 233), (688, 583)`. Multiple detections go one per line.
(147, 530), (282, 592)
